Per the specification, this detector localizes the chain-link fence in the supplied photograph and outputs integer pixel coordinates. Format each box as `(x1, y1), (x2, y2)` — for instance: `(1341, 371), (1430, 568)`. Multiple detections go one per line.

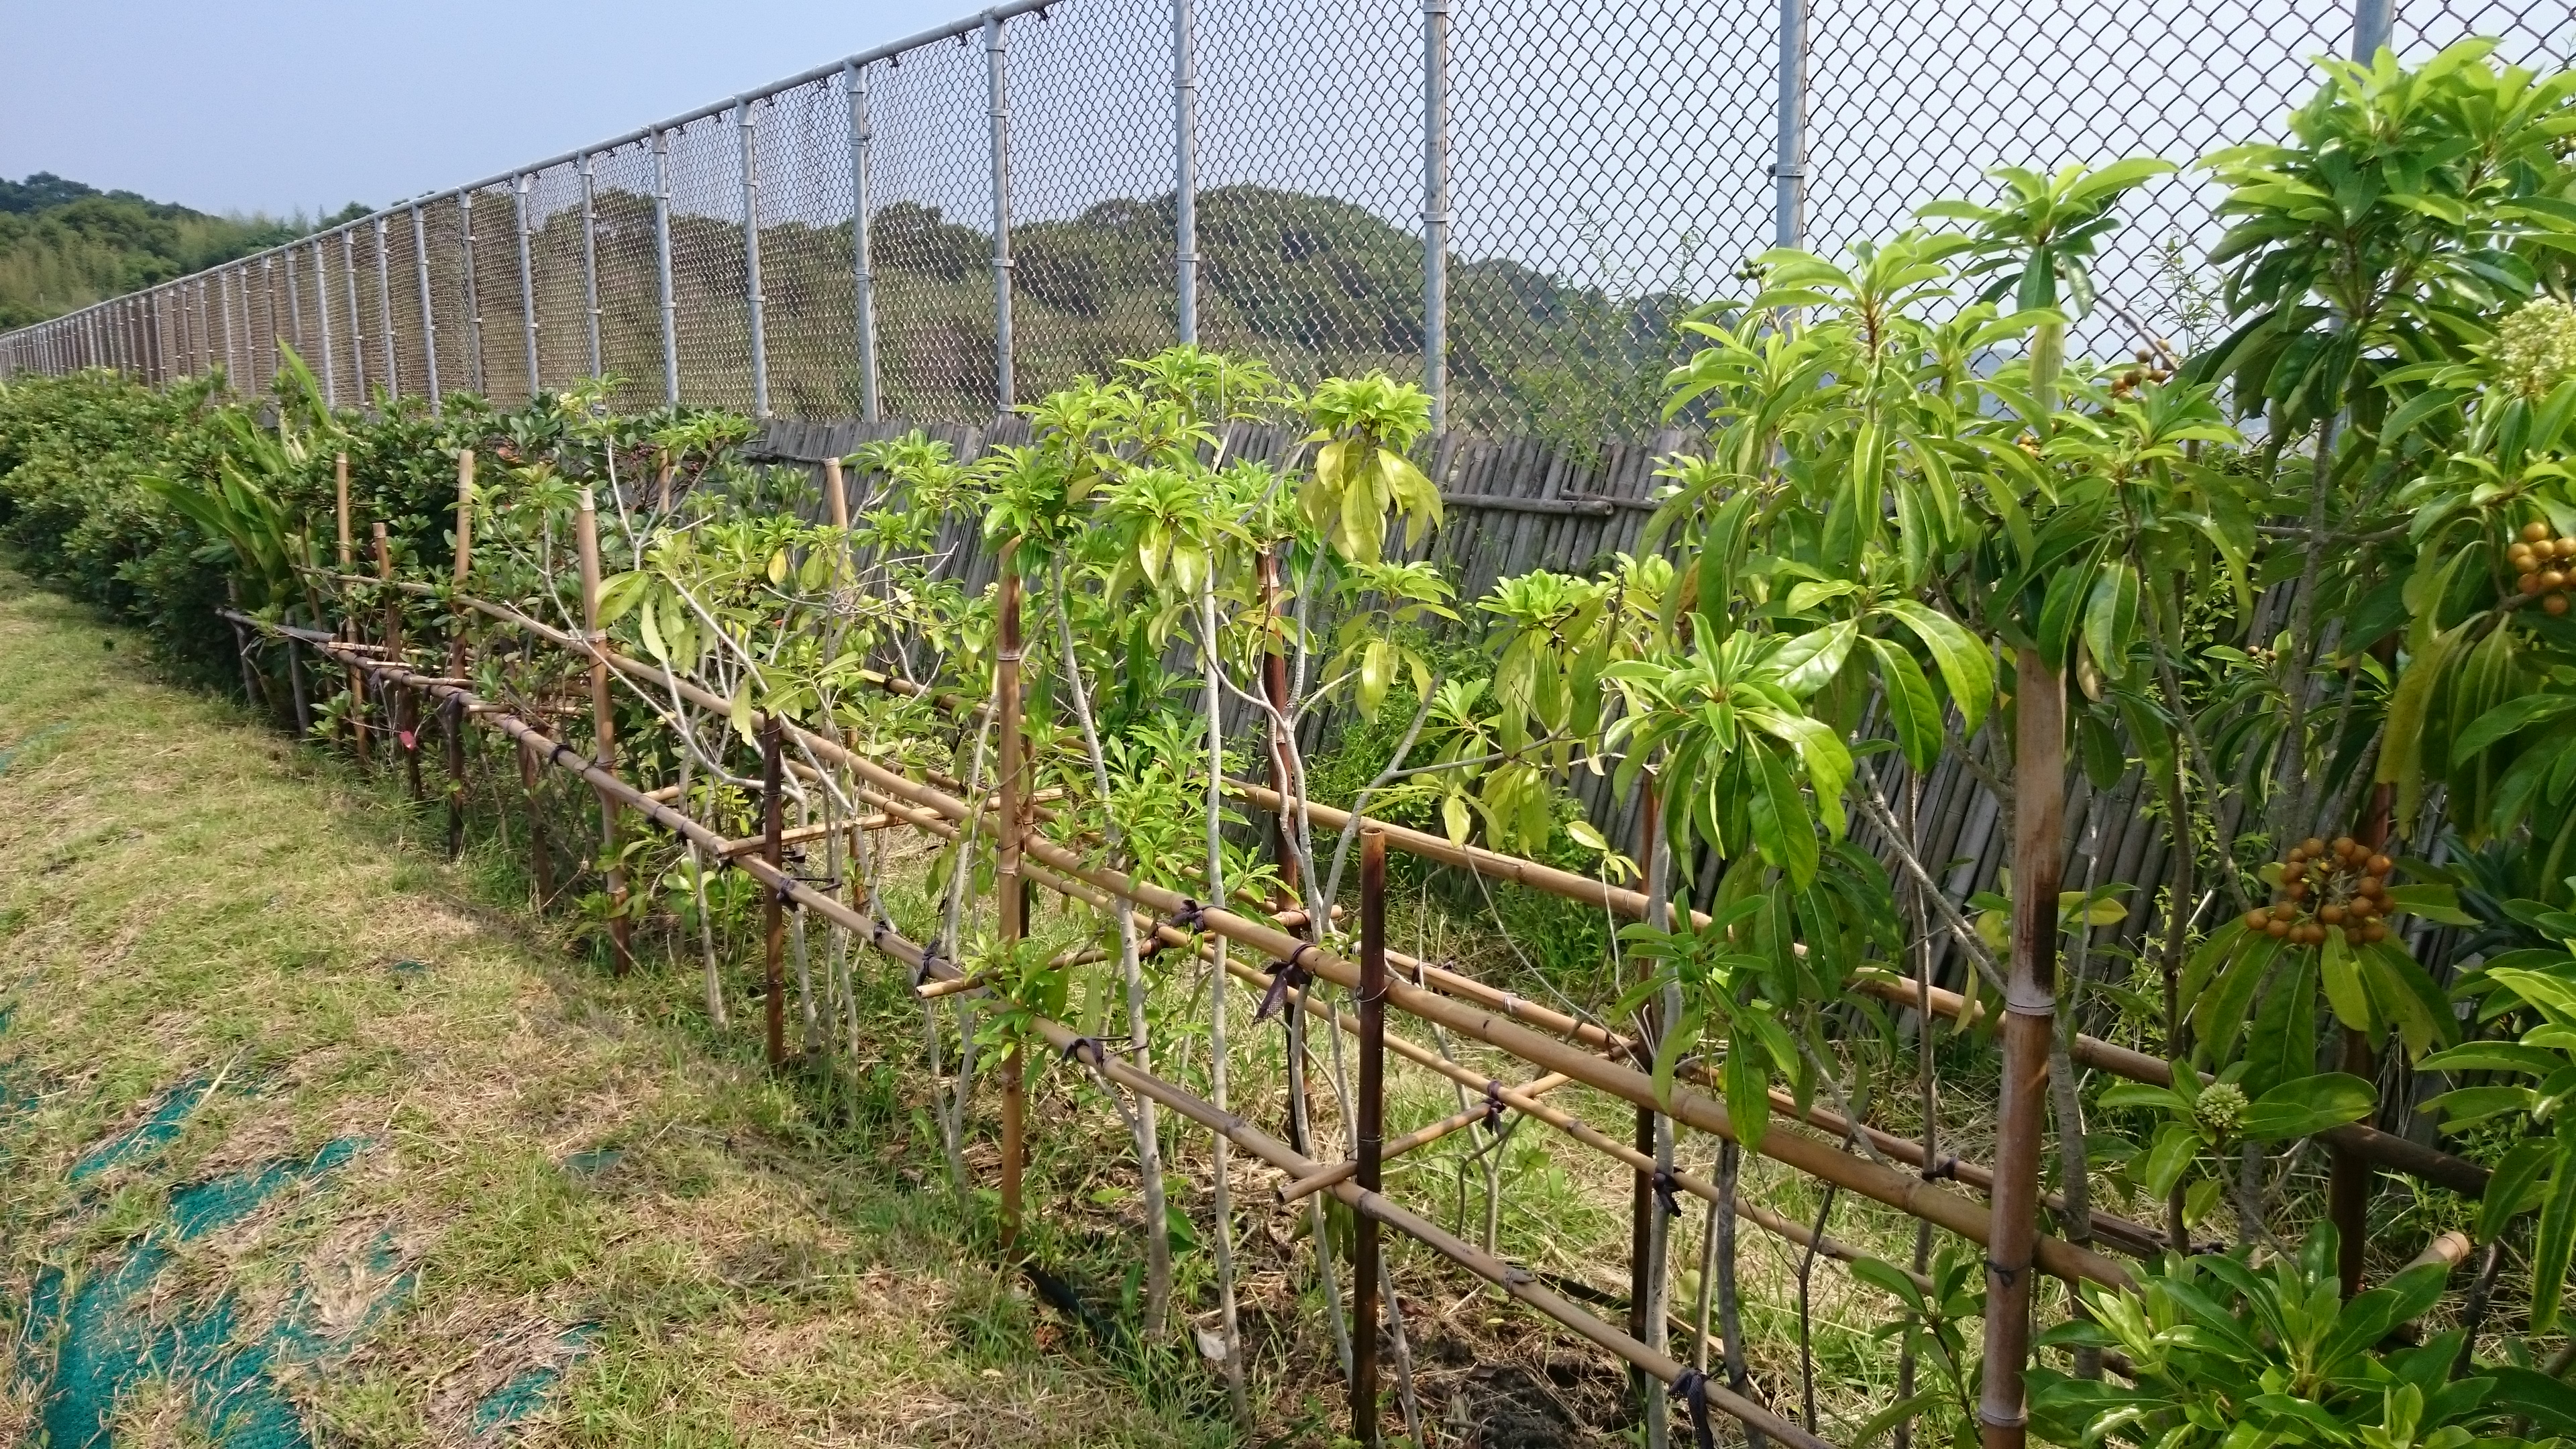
(3, 0), (2568, 441)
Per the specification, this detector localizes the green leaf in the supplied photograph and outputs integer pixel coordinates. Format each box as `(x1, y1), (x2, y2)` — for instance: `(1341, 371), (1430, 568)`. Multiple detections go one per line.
(2478, 1138), (2557, 1243)
(2383, 884), (2477, 927)
(2141, 1120), (2202, 1199)
(2240, 1073), (2375, 1141)
(2451, 692), (2576, 763)
(1878, 600), (1993, 736)
(2320, 927), (2375, 1032)
(2535, 1118), (2576, 1332)
(2491, 1367), (2576, 1438)
(1865, 637), (1943, 773)
(727, 679), (757, 747)
(1746, 740), (1820, 889)
(1775, 619), (1859, 698)
(2083, 560), (2141, 681)
(1725, 1039), (1770, 1155)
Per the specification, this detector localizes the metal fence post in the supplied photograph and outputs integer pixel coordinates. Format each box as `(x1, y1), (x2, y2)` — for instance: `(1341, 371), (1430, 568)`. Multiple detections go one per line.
(654, 128), (680, 406)
(741, 97), (771, 419)
(987, 11), (1015, 413)
(847, 60), (881, 423)
(219, 270), (237, 388)
(286, 247), (306, 374)
(2353, 0), (2394, 58)
(315, 238), (339, 407)
(580, 152), (604, 379)
(345, 227), (366, 400)
(1173, 0), (1199, 345)
(462, 190), (486, 394)
(264, 254), (280, 383)
(413, 205), (443, 412)
(516, 173), (542, 399)
(1774, 0), (1808, 250)
(376, 217), (398, 400)
(1421, 0), (1450, 435)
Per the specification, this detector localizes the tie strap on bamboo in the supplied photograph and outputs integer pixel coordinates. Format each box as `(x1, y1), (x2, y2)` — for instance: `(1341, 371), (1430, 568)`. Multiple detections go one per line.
(290, 640), (1829, 1449)
(327, 584), (2487, 1212)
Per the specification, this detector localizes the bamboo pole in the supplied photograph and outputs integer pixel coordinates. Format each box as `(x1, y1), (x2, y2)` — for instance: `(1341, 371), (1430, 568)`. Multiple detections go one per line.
(1981, 651), (2065, 1449)
(423, 592), (2496, 1209)
(1630, 783), (1664, 1437)
(372, 521), (422, 800)
(574, 487), (632, 973)
(762, 714), (788, 1066)
(337, 453), (370, 765)
(996, 556), (1026, 1252)
(1354, 828), (1387, 1449)
(287, 645), (1891, 1449)
(444, 450), (475, 859)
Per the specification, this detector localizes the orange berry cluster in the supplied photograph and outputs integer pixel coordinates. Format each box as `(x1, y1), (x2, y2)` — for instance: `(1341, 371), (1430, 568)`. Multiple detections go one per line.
(2243, 835), (2398, 946)
(2110, 348), (2176, 398)
(2510, 520), (2575, 616)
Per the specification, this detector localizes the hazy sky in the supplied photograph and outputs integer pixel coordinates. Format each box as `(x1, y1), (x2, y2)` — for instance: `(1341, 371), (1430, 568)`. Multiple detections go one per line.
(0, 1), (967, 219)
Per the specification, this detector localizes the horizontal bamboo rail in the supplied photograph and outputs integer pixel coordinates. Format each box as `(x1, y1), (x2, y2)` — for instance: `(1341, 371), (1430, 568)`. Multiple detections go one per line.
(300, 636), (1826, 1449)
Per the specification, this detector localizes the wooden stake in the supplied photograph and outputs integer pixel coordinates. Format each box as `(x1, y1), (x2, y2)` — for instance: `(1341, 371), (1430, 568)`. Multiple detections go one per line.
(1629, 783), (1661, 1426)
(1353, 827), (1388, 1449)
(519, 738), (555, 906)
(997, 557), (1026, 1252)
(337, 453), (370, 764)
(762, 714), (788, 1066)
(1981, 649), (2065, 1449)
(374, 521), (421, 799)
(444, 450), (474, 859)
(575, 486), (631, 973)
(1260, 547), (1298, 900)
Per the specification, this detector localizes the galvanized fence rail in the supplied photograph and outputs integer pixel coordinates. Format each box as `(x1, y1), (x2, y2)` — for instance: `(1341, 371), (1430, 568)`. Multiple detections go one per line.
(5, 0), (2567, 438)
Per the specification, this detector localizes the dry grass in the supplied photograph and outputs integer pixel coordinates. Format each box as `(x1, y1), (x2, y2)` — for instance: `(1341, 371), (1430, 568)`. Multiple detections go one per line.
(0, 566), (1222, 1448)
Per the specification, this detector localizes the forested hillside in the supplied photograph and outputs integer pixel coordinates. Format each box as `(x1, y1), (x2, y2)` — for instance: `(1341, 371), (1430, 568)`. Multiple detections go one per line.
(0, 173), (356, 329)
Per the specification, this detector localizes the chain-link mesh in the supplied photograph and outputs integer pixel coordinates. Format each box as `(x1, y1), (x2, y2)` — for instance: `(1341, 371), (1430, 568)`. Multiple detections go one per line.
(590, 138), (669, 411)
(753, 78), (862, 419)
(866, 35), (999, 421)
(1449, 0), (1774, 443)
(666, 110), (755, 411)
(528, 161), (591, 394)
(1006, 0), (1179, 402)
(1193, 0), (1421, 392)
(7, 0), (2569, 433)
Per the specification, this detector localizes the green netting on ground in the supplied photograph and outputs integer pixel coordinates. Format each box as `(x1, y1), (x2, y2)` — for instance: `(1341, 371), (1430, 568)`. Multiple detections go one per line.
(11, 1081), (592, 1446)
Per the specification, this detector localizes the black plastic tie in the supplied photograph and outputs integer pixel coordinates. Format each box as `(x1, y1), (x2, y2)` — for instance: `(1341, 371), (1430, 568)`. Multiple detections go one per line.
(1652, 1167), (1684, 1220)
(1256, 943), (1317, 1022)
(1666, 1370), (1717, 1449)
(1483, 1080), (1506, 1134)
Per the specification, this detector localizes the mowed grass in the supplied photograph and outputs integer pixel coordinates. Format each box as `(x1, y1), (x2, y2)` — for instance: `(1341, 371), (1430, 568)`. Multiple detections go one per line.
(0, 564), (1227, 1448)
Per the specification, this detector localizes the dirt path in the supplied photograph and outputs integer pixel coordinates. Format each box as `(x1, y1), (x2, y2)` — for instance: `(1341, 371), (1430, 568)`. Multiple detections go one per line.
(0, 568), (1218, 1447)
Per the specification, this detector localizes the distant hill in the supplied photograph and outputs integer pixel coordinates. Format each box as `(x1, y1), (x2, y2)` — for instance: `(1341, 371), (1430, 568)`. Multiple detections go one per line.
(0, 174), (364, 329)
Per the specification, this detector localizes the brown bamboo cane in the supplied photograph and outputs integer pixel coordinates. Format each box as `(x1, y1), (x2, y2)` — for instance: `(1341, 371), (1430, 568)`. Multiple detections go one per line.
(574, 487), (632, 973)
(997, 556), (1027, 1252)
(372, 521), (423, 800)
(2333, 633), (2402, 1297)
(443, 450), (474, 859)
(337, 452), (370, 765)
(421, 592), (2489, 1210)
(1354, 828), (1387, 1449)
(1629, 783), (1661, 1426)
(289, 647), (1868, 1449)
(1980, 651), (2065, 1449)
(762, 714), (788, 1066)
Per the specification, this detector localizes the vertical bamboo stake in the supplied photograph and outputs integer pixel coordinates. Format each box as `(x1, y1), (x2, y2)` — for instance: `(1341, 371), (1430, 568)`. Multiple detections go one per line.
(1980, 649), (2065, 1449)
(761, 714), (788, 1065)
(1260, 547), (1297, 900)
(445, 450), (475, 859)
(521, 737), (555, 906)
(374, 521), (423, 801)
(1200, 580), (1252, 1428)
(997, 557), (1027, 1250)
(2335, 733), (2397, 1297)
(576, 487), (633, 973)
(1629, 784), (1661, 1428)
(1354, 827), (1388, 1449)
(337, 453), (371, 765)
